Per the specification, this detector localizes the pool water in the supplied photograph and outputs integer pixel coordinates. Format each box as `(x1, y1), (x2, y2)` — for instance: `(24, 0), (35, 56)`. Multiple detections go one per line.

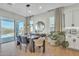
(1, 37), (14, 43)
(0, 34), (15, 43)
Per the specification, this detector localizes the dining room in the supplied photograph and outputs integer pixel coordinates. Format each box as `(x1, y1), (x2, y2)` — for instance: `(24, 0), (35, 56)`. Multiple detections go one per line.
(1, 3), (79, 56)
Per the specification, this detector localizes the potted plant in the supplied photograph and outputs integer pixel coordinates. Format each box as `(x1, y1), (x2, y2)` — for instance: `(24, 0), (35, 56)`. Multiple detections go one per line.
(61, 41), (69, 48)
(48, 32), (59, 45)
(58, 32), (69, 48)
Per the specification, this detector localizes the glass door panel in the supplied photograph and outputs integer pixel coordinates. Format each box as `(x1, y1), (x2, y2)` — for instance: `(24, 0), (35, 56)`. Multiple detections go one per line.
(18, 21), (24, 35)
(16, 21), (24, 36)
(1, 19), (14, 43)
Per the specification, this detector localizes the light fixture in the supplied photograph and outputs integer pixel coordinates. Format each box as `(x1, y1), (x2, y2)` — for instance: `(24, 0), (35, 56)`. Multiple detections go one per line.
(39, 6), (42, 9)
(26, 4), (31, 14)
(26, 4), (30, 7)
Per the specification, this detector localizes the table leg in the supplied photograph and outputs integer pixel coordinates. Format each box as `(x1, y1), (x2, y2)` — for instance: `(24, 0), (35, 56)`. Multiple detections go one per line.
(33, 41), (35, 52)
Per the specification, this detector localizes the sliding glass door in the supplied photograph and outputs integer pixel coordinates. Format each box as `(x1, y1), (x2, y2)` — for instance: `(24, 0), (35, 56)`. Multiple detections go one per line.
(16, 21), (24, 36)
(0, 17), (14, 43)
(0, 16), (25, 43)
(18, 21), (24, 35)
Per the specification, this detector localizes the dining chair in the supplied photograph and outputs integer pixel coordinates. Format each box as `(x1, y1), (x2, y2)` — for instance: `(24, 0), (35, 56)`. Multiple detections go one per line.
(16, 35), (21, 46)
(16, 35), (29, 52)
(33, 37), (45, 53)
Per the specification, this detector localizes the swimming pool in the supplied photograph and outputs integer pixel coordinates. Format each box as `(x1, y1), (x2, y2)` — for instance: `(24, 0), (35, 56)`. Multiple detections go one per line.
(0, 34), (15, 43)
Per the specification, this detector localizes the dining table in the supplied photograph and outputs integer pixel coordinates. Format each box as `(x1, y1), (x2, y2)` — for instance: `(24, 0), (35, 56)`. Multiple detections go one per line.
(21, 34), (45, 53)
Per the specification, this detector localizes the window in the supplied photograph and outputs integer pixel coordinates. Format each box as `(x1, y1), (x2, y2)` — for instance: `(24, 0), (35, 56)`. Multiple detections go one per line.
(49, 16), (55, 32)
(0, 16), (14, 43)
(0, 16), (25, 43)
(29, 20), (34, 33)
(18, 21), (24, 35)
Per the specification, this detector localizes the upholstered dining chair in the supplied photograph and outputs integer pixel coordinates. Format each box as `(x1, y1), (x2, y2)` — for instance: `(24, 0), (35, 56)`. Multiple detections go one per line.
(16, 35), (29, 52)
(33, 37), (45, 53)
(16, 35), (21, 46)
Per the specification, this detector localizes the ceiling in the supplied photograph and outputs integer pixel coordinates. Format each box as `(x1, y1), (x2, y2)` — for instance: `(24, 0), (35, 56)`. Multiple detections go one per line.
(0, 3), (74, 17)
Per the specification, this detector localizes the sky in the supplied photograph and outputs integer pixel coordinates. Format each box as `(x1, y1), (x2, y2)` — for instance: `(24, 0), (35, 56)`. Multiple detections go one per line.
(1, 20), (24, 29)
(0, 16), (24, 29)
(19, 21), (24, 29)
(1, 20), (14, 29)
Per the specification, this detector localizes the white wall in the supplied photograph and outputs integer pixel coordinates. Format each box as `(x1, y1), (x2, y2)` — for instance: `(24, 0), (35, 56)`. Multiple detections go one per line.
(30, 10), (55, 34)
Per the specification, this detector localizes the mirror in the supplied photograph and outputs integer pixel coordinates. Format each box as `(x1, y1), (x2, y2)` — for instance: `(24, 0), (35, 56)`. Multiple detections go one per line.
(35, 21), (45, 32)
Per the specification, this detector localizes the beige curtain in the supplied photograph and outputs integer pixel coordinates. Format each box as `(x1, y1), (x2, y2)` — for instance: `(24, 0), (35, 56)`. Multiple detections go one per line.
(55, 7), (63, 32)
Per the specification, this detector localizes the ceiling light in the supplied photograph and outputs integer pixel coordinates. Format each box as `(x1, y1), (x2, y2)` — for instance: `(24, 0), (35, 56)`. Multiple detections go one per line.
(39, 6), (42, 9)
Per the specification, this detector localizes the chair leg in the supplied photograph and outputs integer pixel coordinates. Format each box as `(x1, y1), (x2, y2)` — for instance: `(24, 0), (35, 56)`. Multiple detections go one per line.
(33, 41), (35, 52)
(25, 44), (28, 52)
(43, 40), (45, 53)
(16, 41), (22, 49)
(19, 44), (22, 50)
(17, 41), (20, 45)
(25, 46), (27, 52)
